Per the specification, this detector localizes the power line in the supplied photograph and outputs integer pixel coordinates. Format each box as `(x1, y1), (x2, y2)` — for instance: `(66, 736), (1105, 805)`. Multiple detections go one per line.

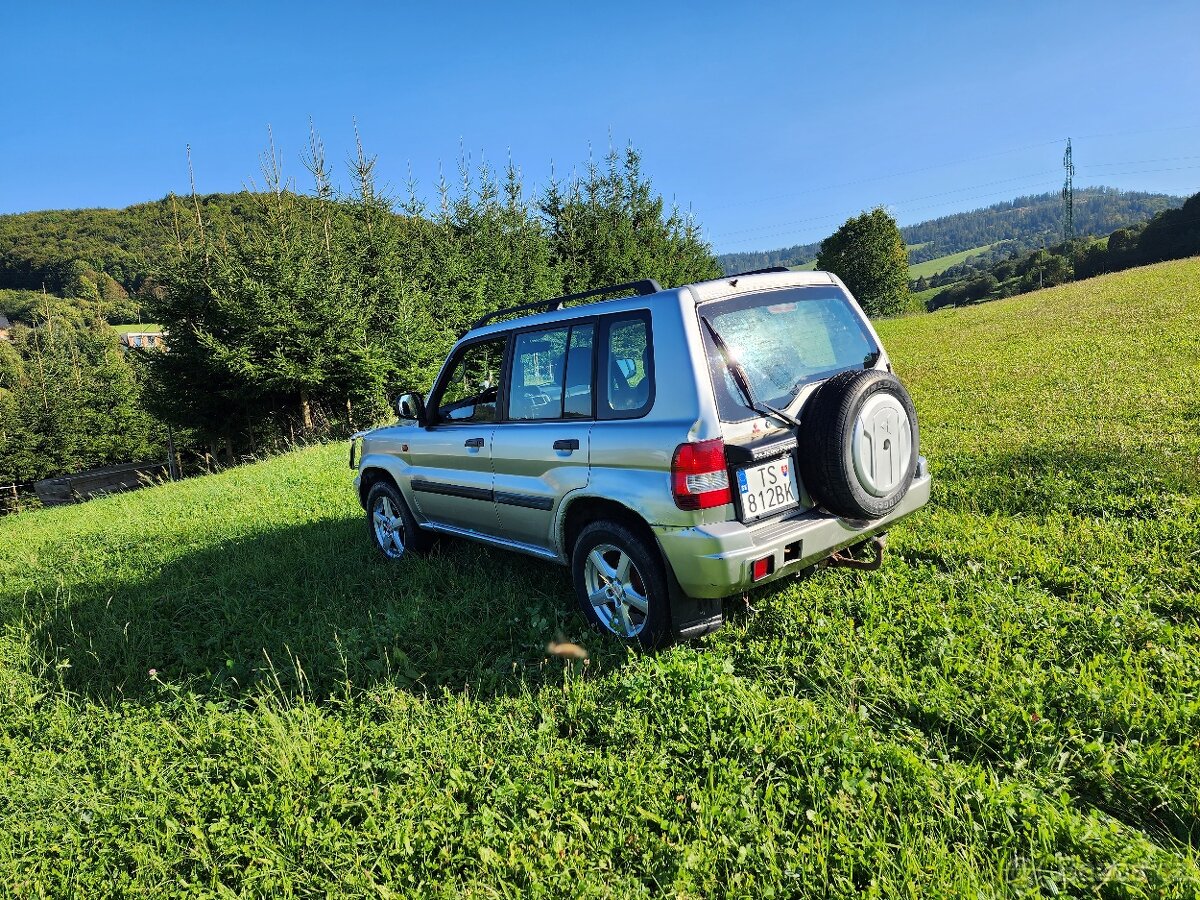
(1078, 153), (1200, 169)
(711, 179), (1062, 246)
(703, 138), (1065, 213)
(709, 172), (1060, 240)
(705, 123), (1200, 247)
(714, 161), (1200, 251)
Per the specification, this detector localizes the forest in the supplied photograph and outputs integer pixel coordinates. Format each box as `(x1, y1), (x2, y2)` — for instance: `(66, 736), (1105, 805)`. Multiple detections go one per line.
(0, 141), (720, 490)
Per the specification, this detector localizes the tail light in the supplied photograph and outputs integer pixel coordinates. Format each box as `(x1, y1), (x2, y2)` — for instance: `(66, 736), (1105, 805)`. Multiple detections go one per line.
(671, 439), (732, 510)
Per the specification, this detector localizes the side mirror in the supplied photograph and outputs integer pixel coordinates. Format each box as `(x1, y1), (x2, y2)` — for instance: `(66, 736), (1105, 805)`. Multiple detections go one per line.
(616, 357), (637, 379)
(396, 392), (426, 422)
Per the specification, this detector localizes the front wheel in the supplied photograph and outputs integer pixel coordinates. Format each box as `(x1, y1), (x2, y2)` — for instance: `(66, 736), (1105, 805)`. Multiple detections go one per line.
(366, 480), (434, 559)
(571, 521), (672, 648)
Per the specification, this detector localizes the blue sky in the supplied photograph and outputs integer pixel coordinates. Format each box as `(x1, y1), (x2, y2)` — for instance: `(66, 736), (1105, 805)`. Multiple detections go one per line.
(1, 1), (1197, 254)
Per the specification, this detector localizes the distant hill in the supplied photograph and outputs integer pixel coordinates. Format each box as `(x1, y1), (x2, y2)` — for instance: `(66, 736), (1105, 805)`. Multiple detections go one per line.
(0, 193), (261, 299)
(717, 187), (1185, 275)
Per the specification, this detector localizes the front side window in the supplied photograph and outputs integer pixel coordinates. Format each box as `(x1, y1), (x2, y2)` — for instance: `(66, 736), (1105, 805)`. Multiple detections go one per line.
(600, 314), (653, 419)
(507, 323), (595, 421)
(701, 287), (878, 422)
(435, 336), (507, 423)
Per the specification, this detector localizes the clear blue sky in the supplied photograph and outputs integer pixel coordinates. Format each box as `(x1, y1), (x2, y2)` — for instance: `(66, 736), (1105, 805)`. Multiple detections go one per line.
(2, 1), (1197, 254)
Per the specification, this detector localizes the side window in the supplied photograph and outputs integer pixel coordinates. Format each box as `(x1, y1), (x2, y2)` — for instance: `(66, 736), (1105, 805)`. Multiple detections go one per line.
(600, 313), (653, 419)
(507, 323), (595, 421)
(435, 336), (507, 423)
(562, 325), (594, 418)
(508, 327), (568, 420)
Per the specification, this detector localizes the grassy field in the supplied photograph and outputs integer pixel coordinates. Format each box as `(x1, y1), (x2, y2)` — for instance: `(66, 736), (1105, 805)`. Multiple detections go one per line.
(909, 243), (994, 280)
(109, 322), (162, 334)
(3, 259), (1200, 896)
(912, 282), (950, 307)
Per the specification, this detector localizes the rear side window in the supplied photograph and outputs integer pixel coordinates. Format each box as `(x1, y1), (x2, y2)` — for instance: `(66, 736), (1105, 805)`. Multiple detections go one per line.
(599, 313), (654, 419)
(507, 323), (595, 421)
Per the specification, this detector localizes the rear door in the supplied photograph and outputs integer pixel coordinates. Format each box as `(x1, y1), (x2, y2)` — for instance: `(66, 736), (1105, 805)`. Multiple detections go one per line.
(490, 321), (596, 550)
(406, 334), (507, 534)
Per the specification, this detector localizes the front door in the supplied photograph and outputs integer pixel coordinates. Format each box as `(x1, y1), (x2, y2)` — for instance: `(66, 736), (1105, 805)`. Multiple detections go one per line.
(491, 322), (595, 549)
(407, 335), (507, 534)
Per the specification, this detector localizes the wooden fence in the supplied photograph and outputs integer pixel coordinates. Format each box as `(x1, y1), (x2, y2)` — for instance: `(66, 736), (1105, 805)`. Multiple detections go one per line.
(2, 460), (171, 515)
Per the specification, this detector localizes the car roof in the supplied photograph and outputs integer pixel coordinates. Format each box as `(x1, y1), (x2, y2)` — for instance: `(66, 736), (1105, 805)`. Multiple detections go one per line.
(463, 270), (841, 341)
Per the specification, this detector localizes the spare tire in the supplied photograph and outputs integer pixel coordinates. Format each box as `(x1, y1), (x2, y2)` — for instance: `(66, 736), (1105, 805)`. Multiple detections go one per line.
(797, 368), (919, 520)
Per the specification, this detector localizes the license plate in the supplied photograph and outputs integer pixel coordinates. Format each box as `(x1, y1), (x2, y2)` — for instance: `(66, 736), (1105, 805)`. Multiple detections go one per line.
(736, 456), (799, 521)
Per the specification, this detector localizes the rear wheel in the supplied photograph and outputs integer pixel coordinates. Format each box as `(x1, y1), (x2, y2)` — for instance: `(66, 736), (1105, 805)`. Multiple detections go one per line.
(571, 521), (672, 648)
(366, 480), (434, 559)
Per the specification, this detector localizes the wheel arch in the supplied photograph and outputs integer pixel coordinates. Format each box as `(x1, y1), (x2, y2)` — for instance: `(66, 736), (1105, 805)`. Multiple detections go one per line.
(558, 495), (658, 562)
(358, 462), (400, 510)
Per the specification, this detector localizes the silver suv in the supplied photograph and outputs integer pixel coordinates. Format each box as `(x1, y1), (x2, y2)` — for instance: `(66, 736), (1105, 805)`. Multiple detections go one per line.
(352, 269), (930, 646)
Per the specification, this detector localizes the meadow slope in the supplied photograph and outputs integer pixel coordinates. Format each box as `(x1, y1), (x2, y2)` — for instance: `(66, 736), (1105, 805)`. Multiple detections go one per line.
(2, 259), (1199, 897)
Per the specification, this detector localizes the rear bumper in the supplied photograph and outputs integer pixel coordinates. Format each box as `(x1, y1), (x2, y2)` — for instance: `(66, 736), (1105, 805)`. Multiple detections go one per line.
(654, 472), (931, 599)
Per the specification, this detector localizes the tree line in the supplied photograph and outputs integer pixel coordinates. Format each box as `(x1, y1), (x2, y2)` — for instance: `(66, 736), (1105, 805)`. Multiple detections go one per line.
(716, 188), (1183, 274)
(923, 190), (1200, 310)
(0, 138), (721, 484)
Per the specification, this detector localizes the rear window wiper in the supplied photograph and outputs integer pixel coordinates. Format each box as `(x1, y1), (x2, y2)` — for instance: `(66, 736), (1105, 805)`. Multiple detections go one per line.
(700, 316), (802, 430)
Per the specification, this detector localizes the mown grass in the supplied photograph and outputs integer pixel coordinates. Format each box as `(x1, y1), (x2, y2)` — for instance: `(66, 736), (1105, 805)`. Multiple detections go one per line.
(909, 243), (995, 279)
(912, 282), (951, 306)
(3, 258), (1200, 897)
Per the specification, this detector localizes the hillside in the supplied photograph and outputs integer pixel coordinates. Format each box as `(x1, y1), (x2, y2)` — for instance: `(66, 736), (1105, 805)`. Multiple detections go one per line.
(717, 187), (1183, 274)
(0, 193), (263, 299)
(907, 243), (996, 280)
(3, 259), (1200, 894)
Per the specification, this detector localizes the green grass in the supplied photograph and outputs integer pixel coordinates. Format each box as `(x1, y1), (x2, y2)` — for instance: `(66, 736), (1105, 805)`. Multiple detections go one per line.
(788, 260), (817, 271)
(909, 243), (994, 280)
(912, 282), (950, 306)
(110, 322), (162, 334)
(4, 258), (1200, 896)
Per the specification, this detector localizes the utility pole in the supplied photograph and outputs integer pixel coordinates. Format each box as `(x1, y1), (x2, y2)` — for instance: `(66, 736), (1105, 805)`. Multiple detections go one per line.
(1062, 138), (1075, 241)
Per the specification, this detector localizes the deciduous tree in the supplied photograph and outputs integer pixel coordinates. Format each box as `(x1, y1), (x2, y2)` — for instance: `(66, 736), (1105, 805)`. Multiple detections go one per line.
(817, 208), (913, 317)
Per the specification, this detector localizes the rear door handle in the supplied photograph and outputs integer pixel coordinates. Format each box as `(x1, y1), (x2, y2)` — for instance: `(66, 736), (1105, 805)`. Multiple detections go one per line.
(464, 437), (485, 448)
(553, 438), (579, 451)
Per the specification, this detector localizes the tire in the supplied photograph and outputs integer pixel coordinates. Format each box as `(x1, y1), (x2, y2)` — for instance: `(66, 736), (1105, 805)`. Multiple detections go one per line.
(798, 369), (920, 520)
(365, 480), (434, 559)
(571, 520), (673, 648)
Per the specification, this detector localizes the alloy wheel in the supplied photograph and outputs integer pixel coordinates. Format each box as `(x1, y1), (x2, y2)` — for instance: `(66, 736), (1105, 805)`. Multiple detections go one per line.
(583, 543), (649, 638)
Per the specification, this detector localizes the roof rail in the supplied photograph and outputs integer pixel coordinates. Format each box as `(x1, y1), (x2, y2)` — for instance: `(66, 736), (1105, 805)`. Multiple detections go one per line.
(723, 265), (792, 278)
(470, 279), (663, 331)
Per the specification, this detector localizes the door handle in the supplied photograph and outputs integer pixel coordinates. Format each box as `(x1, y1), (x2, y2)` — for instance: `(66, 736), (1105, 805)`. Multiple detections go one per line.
(464, 437), (485, 448)
(553, 438), (580, 451)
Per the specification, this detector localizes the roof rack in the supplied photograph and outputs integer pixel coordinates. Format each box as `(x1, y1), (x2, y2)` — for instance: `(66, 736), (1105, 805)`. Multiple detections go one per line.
(470, 279), (663, 331)
(723, 265), (792, 278)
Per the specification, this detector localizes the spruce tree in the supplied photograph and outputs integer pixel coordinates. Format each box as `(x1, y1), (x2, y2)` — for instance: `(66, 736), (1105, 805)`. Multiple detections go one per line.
(541, 145), (721, 293)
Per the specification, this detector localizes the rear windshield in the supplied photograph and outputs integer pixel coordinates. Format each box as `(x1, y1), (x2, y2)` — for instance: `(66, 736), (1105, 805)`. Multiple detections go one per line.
(699, 286), (878, 422)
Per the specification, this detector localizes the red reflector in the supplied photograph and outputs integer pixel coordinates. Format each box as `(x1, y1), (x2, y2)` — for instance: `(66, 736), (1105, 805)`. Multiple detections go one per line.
(752, 557), (771, 581)
(671, 439), (732, 510)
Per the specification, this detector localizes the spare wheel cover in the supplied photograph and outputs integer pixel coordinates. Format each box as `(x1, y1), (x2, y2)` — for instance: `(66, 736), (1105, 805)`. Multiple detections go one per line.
(851, 392), (913, 497)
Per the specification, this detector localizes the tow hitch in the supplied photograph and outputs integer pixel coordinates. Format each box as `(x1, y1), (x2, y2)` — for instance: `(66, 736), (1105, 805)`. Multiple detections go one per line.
(828, 534), (887, 571)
